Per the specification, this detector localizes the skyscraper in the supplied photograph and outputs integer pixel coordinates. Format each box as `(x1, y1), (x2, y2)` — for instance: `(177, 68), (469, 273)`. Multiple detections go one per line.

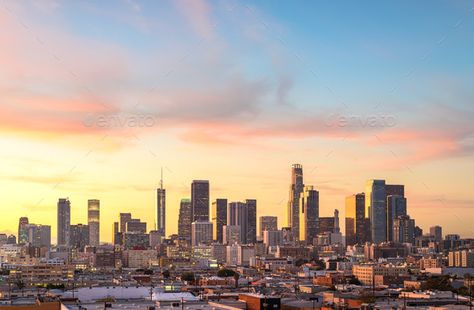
(246, 199), (257, 244)
(287, 164), (304, 240)
(191, 180), (210, 222)
(430, 225), (443, 242)
(211, 198), (227, 243)
(299, 186), (319, 244)
(18, 217), (29, 245)
(156, 169), (166, 238)
(112, 222), (119, 245)
(70, 224), (89, 250)
(386, 195), (407, 242)
(366, 180), (387, 244)
(178, 198), (192, 242)
(27, 224), (51, 248)
(191, 221), (213, 246)
(393, 215), (415, 244)
(228, 202), (248, 244)
(119, 213), (132, 233)
(88, 199), (100, 247)
(259, 216), (278, 237)
(57, 198), (71, 246)
(345, 193), (367, 246)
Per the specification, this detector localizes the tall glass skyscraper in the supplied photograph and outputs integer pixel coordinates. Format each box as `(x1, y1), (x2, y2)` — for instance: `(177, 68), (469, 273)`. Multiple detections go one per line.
(345, 193), (367, 246)
(156, 171), (166, 238)
(178, 198), (192, 242)
(191, 180), (210, 222)
(57, 198), (71, 246)
(366, 180), (387, 244)
(18, 217), (29, 245)
(211, 198), (227, 243)
(246, 199), (257, 244)
(299, 185), (319, 244)
(287, 164), (304, 240)
(386, 195), (407, 242)
(88, 199), (100, 247)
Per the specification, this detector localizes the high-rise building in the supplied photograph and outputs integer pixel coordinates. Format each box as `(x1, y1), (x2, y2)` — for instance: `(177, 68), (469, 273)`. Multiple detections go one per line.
(223, 225), (240, 245)
(430, 225), (443, 242)
(27, 224), (51, 248)
(386, 195), (407, 242)
(393, 215), (415, 244)
(191, 180), (209, 222)
(178, 198), (192, 242)
(57, 198), (71, 246)
(386, 184), (405, 198)
(18, 217), (29, 245)
(70, 224), (89, 250)
(259, 216), (278, 237)
(246, 199), (257, 244)
(191, 221), (213, 246)
(156, 169), (166, 238)
(366, 180), (387, 244)
(299, 186), (319, 244)
(287, 164), (304, 240)
(112, 222), (120, 245)
(345, 193), (367, 245)
(263, 230), (283, 247)
(211, 198), (227, 243)
(126, 219), (147, 233)
(119, 213), (132, 233)
(88, 199), (100, 247)
(228, 201), (253, 244)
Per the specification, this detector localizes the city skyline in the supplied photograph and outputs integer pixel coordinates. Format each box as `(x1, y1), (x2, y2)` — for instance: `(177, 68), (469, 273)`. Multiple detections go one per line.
(1, 1), (473, 241)
(3, 164), (473, 244)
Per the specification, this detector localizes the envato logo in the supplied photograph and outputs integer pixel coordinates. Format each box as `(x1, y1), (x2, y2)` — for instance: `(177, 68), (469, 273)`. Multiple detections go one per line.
(325, 114), (397, 128)
(83, 113), (158, 128)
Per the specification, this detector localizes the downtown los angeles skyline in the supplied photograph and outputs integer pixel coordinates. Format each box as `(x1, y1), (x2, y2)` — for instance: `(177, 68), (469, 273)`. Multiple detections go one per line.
(1, 1), (474, 241)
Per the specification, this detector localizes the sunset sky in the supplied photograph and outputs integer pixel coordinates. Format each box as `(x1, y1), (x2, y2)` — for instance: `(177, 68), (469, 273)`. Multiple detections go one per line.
(1, 0), (473, 242)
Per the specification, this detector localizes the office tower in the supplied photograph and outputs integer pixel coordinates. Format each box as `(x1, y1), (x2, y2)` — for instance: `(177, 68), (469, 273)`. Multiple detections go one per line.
(386, 195), (407, 242)
(123, 232), (150, 249)
(27, 224), (51, 248)
(287, 164), (304, 240)
(70, 224), (89, 250)
(156, 169), (166, 237)
(263, 230), (283, 247)
(7, 235), (16, 244)
(259, 216), (278, 237)
(386, 184), (405, 198)
(334, 209), (340, 233)
(393, 215), (415, 244)
(345, 193), (367, 245)
(126, 219), (147, 233)
(18, 217), (29, 245)
(119, 213), (132, 233)
(223, 225), (241, 245)
(246, 199), (257, 244)
(211, 199), (227, 243)
(57, 198), (71, 246)
(299, 186), (319, 244)
(88, 199), (100, 247)
(112, 222), (119, 245)
(319, 216), (336, 234)
(191, 221), (213, 246)
(430, 226), (443, 242)
(228, 202), (249, 244)
(178, 198), (192, 241)
(149, 230), (162, 248)
(366, 180), (387, 244)
(191, 180), (210, 222)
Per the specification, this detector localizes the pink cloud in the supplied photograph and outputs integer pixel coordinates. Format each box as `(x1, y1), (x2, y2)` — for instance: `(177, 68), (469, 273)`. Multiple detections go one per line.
(174, 0), (215, 38)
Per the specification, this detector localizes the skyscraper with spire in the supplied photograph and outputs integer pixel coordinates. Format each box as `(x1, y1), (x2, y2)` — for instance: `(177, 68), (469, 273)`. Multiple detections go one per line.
(287, 164), (304, 240)
(156, 168), (166, 238)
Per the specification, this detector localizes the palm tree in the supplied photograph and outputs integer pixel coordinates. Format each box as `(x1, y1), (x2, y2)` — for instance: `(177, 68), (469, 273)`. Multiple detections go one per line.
(15, 279), (25, 296)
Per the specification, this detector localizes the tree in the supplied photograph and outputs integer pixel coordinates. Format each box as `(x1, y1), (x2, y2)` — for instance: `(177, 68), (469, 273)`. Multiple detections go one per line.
(162, 270), (170, 279)
(295, 259), (308, 267)
(348, 277), (361, 285)
(233, 272), (240, 288)
(181, 272), (196, 283)
(217, 268), (236, 278)
(15, 279), (25, 296)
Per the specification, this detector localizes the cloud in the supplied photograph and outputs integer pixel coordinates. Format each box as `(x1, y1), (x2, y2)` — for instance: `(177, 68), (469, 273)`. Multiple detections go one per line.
(174, 0), (215, 39)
